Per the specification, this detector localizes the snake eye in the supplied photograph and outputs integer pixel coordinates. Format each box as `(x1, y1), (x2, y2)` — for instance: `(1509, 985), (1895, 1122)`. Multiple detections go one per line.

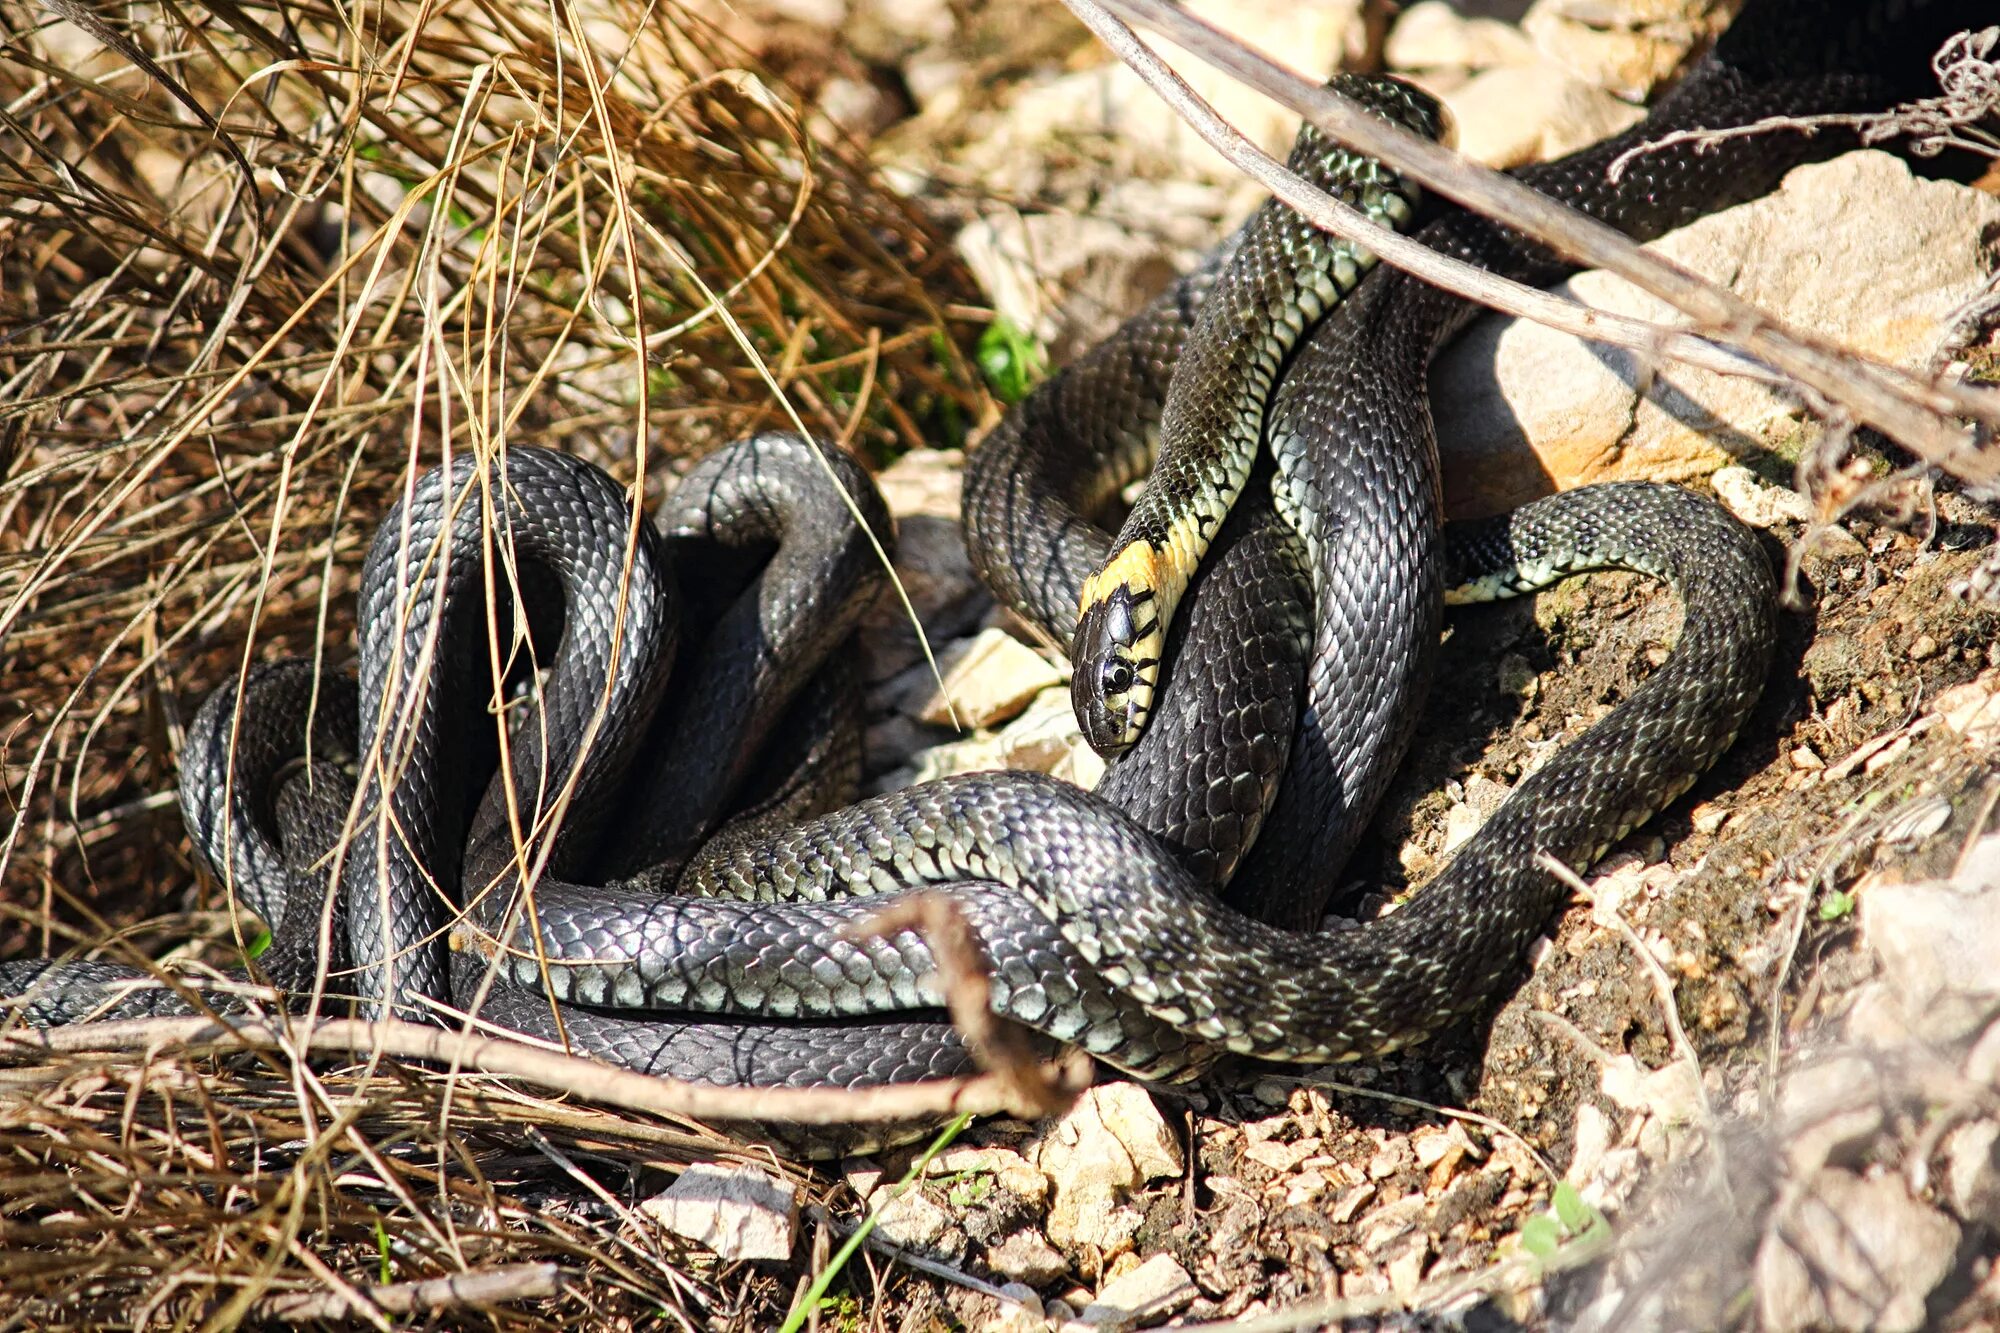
(1100, 660), (1134, 697)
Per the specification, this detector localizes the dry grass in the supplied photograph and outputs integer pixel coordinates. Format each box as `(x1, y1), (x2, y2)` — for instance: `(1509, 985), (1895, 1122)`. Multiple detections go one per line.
(0, 0), (988, 1321)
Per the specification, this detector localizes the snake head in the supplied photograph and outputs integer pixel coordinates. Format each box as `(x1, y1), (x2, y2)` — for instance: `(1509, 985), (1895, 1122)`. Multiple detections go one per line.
(1071, 581), (1160, 757)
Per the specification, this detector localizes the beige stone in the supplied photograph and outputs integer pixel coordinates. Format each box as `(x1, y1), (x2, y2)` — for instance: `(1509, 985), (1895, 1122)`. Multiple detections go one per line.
(1443, 60), (1644, 169)
(1386, 1), (1539, 73)
(1522, 0), (1720, 99)
(1432, 153), (2000, 518)
(641, 1163), (798, 1261)
(1078, 1253), (1198, 1329)
(913, 627), (1065, 729)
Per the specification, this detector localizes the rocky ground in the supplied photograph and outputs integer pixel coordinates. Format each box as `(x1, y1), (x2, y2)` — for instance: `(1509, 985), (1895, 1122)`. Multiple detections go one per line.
(619, 1), (2000, 1329)
(214, 0), (1985, 1327)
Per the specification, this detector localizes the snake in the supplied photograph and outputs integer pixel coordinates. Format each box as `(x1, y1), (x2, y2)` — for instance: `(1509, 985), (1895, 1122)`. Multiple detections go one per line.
(1, 0), (1981, 1124)
(1068, 74), (1446, 757)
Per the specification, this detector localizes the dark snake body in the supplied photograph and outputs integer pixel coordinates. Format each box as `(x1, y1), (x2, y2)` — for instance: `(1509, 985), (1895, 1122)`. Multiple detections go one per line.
(2, 0), (1984, 1124)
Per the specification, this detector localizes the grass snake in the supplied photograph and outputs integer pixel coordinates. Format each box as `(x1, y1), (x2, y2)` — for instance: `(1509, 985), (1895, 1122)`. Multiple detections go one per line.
(2, 0), (1985, 1137)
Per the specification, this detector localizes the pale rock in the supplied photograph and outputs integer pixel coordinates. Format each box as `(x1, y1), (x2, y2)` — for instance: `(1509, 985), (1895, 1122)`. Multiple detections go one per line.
(988, 1227), (1071, 1286)
(759, 0), (845, 25)
(1386, 1), (1539, 72)
(998, 687), (1090, 774)
(1933, 678), (2000, 751)
(845, 1159), (886, 1201)
(1327, 1182), (1376, 1222)
(1861, 875), (2000, 1042)
(875, 445), (963, 521)
(880, 731), (1009, 792)
(867, 1182), (957, 1253)
(1442, 774), (1510, 852)
(1367, 1135), (1413, 1181)
(861, 449), (984, 682)
(1945, 1120), (2000, 1226)
(846, 0), (954, 65)
(1431, 152), (2000, 519)
(1966, 1016), (2000, 1086)
(913, 627), (1065, 728)
(903, 52), (968, 115)
(1243, 1137), (1321, 1174)
(815, 75), (902, 142)
(1755, 1168), (1960, 1333)
(1776, 1054), (1886, 1177)
(1710, 464), (1814, 529)
(929, 1145), (1051, 1207)
(1050, 735), (1108, 791)
(884, 683), (1094, 791)
(1033, 1084), (1181, 1252)
(1442, 60), (1644, 169)
(1383, 1234), (1430, 1301)
(642, 1163), (798, 1261)
(958, 209), (1182, 353)
(1079, 1253), (1198, 1329)
(1358, 1193), (1429, 1252)
(971, 1), (1361, 189)
(1564, 1101), (1614, 1194)
(1522, 0), (1717, 99)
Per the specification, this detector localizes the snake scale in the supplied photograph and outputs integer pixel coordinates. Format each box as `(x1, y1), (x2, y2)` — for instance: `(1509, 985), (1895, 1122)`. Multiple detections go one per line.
(1, 0), (1984, 1142)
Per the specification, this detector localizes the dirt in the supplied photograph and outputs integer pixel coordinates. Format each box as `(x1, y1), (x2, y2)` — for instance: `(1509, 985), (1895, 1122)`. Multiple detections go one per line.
(830, 482), (2000, 1330)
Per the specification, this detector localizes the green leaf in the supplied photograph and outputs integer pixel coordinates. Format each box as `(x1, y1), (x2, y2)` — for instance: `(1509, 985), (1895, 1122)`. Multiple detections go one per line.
(976, 317), (1047, 405)
(373, 1220), (393, 1285)
(1818, 889), (1856, 922)
(1552, 1182), (1597, 1234)
(1519, 1214), (1562, 1260)
(246, 928), (273, 959)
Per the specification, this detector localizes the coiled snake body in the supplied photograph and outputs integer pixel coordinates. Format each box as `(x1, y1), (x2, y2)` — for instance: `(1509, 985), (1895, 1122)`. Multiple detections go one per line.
(2, 0), (1982, 1134)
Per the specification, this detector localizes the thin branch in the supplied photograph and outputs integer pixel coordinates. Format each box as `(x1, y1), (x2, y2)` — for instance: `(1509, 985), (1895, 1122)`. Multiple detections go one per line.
(1070, 0), (2000, 483)
(0, 1015), (1093, 1127)
(252, 1263), (562, 1322)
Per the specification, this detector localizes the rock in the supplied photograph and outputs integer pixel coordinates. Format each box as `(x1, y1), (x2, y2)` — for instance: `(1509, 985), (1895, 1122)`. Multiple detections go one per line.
(1383, 1234), (1430, 1301)
(1776, 1054), (1886, 1177)
(1431, 152), (2000, 519)
(901, 52), (968, 116)
(815, 75), (903, 141)
(929, 1145), (1051, 1208)
(1711, 464), (1814, 529)
(1078, 1253), (1198, 1329)
(1386, 1), (1538, 73)
(1861, 874), (2000, 1042)
(988, 1227), (1070, 1286)
(1967, 1015), (2000, 1087)
(759, 0), (846, 25)
(1442, 60), (1645, 169)
(1032, 1084), (1181, 1252)
(969, 0), (1362, 188)
(912, 627), (1065, 728)
(958, 210), (1183, 355)
(882, 682), (1100, 791)
(861, 449), (985, 683)
(1944, 1120), (2000, 1227)
(845, 0), (954, 65)
(1522, 0), (1719, 100)
(867, 1182), (957, 1254)
(641, 1163), (798, 1261)
(1367, 1135), (1413, 1181)
(1755, 1168), (1960, 1333)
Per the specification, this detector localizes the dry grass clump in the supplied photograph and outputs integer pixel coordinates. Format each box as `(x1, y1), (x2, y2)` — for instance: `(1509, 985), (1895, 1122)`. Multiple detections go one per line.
(0, 0), (986, 1320)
